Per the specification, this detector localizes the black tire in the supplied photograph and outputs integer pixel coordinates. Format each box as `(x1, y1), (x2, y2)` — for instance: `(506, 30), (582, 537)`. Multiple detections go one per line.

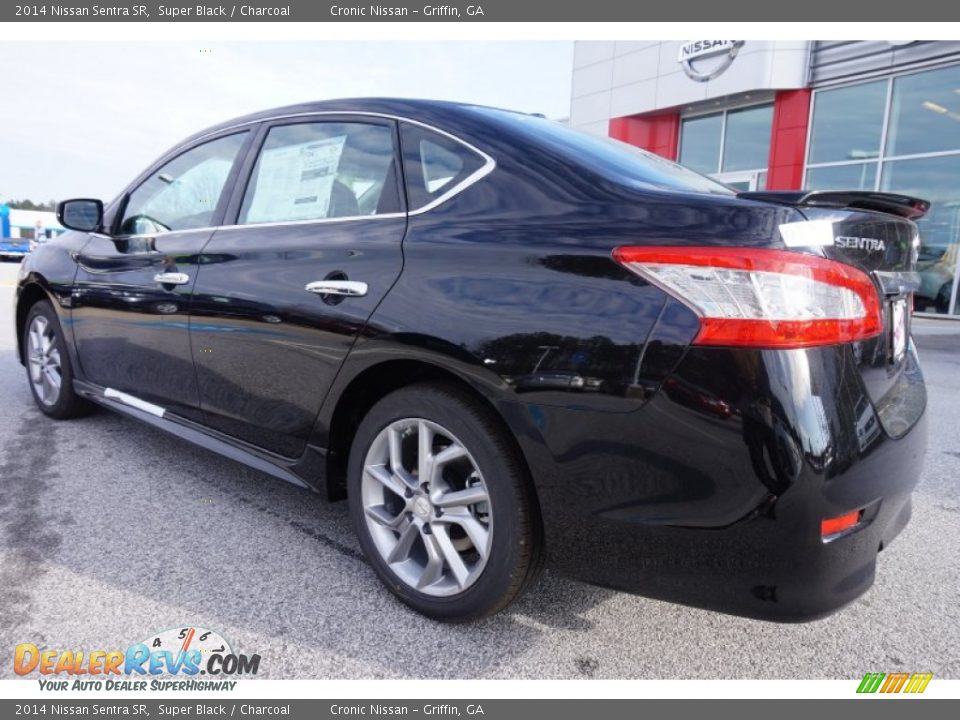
(347, 382), (543, 622)
(23, 301), (92, 419)
(936, 283), (952, 314)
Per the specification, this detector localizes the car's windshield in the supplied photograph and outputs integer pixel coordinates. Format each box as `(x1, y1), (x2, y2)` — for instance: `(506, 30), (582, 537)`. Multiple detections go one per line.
(477, 108), (735, 196)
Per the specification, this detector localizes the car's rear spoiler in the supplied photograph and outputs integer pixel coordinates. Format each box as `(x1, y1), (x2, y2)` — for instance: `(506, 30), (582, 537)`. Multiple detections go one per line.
(737, 190), (930, 220)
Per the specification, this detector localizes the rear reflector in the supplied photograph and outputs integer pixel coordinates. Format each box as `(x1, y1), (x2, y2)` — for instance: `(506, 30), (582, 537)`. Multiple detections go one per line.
(821, 510), (863, 539)
(613, 247), (883, 349)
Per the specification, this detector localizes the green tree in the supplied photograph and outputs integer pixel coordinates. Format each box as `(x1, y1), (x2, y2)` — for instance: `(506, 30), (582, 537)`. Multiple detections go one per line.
(3, 199), (57, 211)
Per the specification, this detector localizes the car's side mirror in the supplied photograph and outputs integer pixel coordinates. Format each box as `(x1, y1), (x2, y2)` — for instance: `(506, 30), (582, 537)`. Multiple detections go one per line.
(57, 198), (104, 233)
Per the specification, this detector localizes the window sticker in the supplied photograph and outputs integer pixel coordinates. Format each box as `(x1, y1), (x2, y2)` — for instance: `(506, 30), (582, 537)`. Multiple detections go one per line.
(246, 135), (347, 223)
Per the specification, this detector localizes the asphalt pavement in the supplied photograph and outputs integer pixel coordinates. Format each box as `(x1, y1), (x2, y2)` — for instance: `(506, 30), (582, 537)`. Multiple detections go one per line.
(0, 259), (958, 679)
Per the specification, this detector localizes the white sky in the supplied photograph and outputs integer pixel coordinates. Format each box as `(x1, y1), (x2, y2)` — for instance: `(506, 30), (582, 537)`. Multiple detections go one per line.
(0, 41), (573, 202)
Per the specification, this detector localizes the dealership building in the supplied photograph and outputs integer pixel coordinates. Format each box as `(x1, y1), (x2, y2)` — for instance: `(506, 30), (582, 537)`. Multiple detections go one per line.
(570, 40), (960, 317)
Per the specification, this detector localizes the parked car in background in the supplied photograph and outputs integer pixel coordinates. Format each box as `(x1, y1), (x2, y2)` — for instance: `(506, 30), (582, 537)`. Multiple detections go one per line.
(916, 251), (955, 312)
(0, 237), (30, 260)
(15, 99), (928, 622)
(1, 208), (63, 260)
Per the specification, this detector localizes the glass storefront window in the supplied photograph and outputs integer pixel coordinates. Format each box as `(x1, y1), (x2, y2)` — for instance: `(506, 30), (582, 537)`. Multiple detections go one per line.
(805, 162), (877, 191)
(679, 114), (722, 174)
(881, 155), (960, 314)
(722, 105), (774, 172)
(808, 80), (886, 164)
(679, 105), (773, 180)
(807, 66), (960, 315)
(887, 65), (960, 157)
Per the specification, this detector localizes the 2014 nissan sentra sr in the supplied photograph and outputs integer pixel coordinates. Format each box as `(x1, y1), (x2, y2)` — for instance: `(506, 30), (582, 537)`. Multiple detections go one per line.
(16, 99), (928, 622)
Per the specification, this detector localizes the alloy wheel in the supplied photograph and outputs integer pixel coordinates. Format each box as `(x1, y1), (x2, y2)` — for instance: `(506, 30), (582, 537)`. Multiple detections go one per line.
(27, 315), (62, 407)
(360, 418), (493, 597)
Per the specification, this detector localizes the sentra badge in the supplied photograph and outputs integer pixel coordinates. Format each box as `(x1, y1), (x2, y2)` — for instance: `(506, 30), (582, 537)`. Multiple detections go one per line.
(835, 236), (886, 251)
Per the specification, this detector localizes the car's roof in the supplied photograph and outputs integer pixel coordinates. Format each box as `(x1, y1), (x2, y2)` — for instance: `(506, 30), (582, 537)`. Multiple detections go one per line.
(184, 98), (525, 144)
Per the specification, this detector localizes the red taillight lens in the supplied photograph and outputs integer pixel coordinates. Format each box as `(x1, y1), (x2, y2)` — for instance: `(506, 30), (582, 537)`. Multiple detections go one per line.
(612, 247), (882, 349)
(821, 510), (863, 539)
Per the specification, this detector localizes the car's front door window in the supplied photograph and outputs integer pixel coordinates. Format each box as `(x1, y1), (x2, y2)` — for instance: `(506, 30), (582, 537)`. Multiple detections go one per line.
(118, 132), (248, 236)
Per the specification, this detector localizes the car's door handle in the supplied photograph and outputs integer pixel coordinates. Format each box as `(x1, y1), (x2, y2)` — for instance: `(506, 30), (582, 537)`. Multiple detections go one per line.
(305, 280), (368, 297)
(154, 272), (191, 286)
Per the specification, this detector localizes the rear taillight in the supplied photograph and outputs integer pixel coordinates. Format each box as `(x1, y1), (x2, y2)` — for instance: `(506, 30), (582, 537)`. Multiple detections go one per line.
(613, 247), (882, 349)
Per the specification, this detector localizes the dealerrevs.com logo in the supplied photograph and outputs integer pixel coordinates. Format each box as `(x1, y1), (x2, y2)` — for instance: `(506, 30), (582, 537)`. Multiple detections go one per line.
(14, 627), (261, 691)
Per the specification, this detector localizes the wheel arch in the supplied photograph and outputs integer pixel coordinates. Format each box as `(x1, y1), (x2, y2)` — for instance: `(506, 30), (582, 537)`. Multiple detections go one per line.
(15, 280), (56, 365)
(322, 357), (545, 530)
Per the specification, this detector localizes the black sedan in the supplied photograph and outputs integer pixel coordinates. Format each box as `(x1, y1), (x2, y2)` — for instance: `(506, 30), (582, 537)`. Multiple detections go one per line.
(16, 99), (927, 622)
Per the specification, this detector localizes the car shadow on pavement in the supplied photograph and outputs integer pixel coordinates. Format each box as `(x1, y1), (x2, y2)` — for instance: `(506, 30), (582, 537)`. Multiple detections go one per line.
(0, 394), (615, 679)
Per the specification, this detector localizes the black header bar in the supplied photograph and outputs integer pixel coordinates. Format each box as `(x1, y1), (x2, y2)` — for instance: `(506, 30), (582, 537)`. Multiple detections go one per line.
(1, 700), (959, 720)
(5, 1), (960, 21)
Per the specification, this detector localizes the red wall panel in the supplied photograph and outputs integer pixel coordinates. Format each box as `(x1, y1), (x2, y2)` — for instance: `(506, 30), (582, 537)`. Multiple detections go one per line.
(609, 113), (680, 161)
(766, 89), (812, 190)
(610, 90), (811, 190)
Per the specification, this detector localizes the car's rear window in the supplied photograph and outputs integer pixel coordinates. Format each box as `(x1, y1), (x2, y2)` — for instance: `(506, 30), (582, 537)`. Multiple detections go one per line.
(475, 108), (735, 196)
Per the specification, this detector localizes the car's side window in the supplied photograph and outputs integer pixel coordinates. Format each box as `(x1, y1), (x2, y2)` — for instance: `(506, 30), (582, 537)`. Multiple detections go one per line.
(118, 132), (248, 236)
(400, 123), (487, 211)
(238, 122), (399, 225)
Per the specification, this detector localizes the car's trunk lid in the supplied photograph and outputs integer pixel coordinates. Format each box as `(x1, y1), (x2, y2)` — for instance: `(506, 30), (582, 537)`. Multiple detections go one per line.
(740, 190), (928, 439)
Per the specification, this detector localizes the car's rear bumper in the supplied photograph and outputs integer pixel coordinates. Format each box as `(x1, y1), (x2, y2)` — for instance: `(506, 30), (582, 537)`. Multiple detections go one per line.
(521, 343), (927, 622)
(546, 416), (923, 622)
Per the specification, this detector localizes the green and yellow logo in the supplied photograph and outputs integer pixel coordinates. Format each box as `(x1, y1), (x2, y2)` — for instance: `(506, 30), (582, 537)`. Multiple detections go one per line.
(857, 672), (933, 694)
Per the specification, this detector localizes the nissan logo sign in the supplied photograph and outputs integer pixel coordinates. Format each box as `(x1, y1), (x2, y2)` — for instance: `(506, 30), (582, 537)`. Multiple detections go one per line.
(678, 40), (745, 82)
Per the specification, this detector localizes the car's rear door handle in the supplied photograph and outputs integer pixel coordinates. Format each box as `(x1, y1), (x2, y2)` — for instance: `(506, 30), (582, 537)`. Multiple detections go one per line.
(305, 280), (368, 297)
(154, 272), (190, 285)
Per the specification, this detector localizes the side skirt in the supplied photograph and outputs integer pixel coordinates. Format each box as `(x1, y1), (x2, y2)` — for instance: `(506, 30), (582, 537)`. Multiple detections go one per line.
(74, 380), (317, 492)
